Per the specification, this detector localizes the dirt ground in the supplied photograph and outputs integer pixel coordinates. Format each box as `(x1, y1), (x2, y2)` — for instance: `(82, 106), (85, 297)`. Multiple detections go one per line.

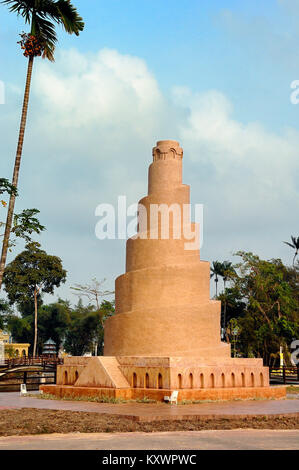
(1, 408), (299, 436)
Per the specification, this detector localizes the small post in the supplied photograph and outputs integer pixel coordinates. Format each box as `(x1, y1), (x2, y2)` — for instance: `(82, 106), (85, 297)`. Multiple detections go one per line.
(282, 366), (286, 384)
(20, 383), (27, 396)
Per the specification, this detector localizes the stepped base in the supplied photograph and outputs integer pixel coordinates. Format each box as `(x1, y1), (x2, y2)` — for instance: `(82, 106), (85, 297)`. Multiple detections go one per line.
(42, 356), (286, 402)
(40, 384), (286, 402)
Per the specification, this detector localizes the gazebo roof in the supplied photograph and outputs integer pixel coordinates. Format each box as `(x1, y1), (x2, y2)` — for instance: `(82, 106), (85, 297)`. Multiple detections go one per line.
(44, 339), (56, 345)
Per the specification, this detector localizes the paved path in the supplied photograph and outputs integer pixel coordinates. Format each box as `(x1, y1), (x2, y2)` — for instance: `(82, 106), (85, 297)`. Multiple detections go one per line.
(0, 392), (298, 421)
(0, 429), (298, 450)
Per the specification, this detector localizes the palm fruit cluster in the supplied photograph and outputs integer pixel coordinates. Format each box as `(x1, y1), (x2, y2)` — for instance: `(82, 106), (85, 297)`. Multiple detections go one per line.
(18, 33), (42, 58)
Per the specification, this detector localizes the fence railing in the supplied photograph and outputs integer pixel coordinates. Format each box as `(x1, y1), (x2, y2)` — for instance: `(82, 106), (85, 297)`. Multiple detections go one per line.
(0, 356), (63, 371)
(0, 368), (57, 392)
(269, 366), (299, 384)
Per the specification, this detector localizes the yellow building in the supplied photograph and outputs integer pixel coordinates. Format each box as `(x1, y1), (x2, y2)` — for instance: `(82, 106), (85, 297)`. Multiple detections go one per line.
(0, 330), (30, 358)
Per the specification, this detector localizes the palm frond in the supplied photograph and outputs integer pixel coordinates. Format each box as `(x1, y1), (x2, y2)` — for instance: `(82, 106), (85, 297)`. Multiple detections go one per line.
(55, 0), (84, 35)
(284, 241), (295, 249)
(32, 14), (57, 61)
(291, 236), (299, 249)
(284, 237), (299, 249)
(1, 0), (33, 23)
(2, 0), (84, 62)
(37, 0), (84, 35)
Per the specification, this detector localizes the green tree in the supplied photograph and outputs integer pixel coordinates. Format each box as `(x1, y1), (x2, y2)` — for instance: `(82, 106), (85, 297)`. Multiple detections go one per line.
(96, 299), (115, 355)
(0, 178), (17, 208)
(2, 242), (67, 356)
(1, 178), (45, 250)
(4, 299), (71, 355)
(63, 300), (97, 356)
(217, 260), (236, 332)
(210, 261), (223, 297)
(221, 261), (235, 291)
(210, 260), (235, 331)
(37, 300), (71, 353)
(70, 278), (114, 335)
(226, 318), (241, 357)
(5, 345), (18, 358)
(64, 299), (115, 356)
(0, 0), (84, 290)
(0, 298), (13, 330)
(12, 208), (45, 242)
(227, 252), (299, 364)
(5, 314), (32, 346)
(217, 286), (246, 332)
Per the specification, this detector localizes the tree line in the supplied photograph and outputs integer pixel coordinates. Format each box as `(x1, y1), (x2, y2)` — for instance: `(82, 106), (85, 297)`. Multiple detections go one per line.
(1, 297), (115, 357)
(0, 264), (115, 357)
(211, 239), (299, 366)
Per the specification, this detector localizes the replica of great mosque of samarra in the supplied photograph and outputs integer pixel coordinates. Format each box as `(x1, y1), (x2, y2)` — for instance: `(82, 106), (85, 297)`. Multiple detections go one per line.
(41, 140), (286, 401)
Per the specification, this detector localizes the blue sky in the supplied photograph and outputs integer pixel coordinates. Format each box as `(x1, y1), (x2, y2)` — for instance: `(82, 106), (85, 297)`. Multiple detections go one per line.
(0, 0), (299, 304)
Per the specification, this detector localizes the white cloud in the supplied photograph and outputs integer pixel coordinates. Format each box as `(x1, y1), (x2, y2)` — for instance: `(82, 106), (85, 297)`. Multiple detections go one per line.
(174, 87), (299, 212)
(33, 48), (167, 137)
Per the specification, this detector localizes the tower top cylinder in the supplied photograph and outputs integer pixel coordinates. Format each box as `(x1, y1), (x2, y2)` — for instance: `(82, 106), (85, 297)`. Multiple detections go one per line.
(149, 140), (183, 194)
(152, 140), (183, 162)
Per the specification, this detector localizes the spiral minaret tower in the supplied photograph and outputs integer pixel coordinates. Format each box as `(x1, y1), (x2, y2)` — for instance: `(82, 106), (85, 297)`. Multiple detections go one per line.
(104, 140), (229, 358)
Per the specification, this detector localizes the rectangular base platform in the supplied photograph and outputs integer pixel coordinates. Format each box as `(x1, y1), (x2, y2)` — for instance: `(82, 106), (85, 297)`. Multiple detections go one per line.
(40, 384), (286, 402)
(55, 356), (272, 390)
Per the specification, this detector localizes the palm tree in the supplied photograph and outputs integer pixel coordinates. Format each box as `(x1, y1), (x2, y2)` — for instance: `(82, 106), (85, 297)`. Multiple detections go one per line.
(220, 260), (235, 334)
(210, 261), (223, 297)
(0, 1), (84, 290)
(283, 236), (299, 267)
(221, 260), (235, 291)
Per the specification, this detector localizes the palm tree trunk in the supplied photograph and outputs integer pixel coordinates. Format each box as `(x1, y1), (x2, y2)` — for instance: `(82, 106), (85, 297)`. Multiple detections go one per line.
(223, 302), (227, 331)
(0, 56), (34, 290)
(293, 251), (298, 267)
(33, 285), (38, 357)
